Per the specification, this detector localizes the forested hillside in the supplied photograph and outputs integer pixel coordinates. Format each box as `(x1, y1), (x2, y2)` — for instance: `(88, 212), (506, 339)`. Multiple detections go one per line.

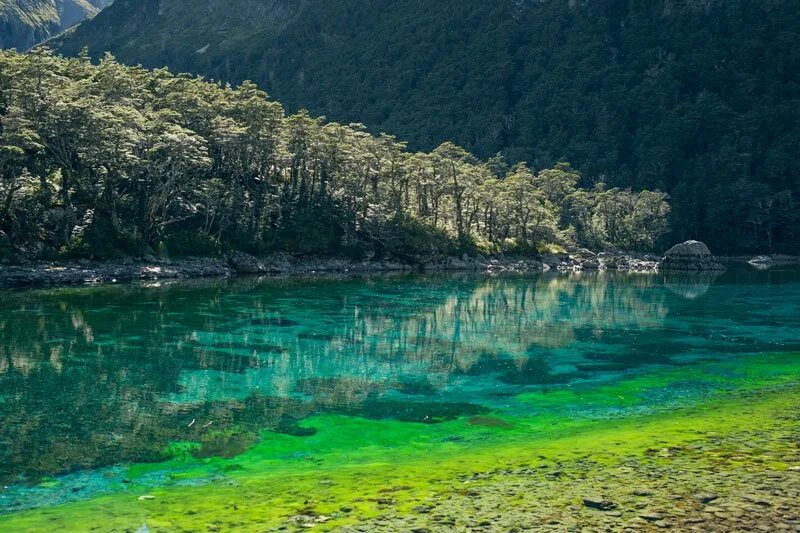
(52, 0), (800, 253)
(0, 50), (669, 262)
(0, 0), (110, 50)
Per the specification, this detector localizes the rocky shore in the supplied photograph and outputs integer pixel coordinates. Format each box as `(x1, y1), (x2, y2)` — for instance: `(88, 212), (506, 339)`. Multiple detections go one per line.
(0, 257), (234, 288)
(0, 252), (654, 288)
(0, 240), (744, 289)
(0, 254), (547, 288)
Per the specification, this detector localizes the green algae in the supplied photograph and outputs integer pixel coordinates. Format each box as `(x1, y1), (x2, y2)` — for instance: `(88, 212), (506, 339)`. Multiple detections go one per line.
(3, 385), (799, 531)
(2, 350), (799, 531)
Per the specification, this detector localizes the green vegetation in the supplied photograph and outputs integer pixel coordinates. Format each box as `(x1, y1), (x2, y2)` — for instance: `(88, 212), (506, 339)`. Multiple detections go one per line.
(0, 49), (669, 261)
(0, 0), (109, 51)
(51, 0), (800, 254)
(2, 355), (799, 531)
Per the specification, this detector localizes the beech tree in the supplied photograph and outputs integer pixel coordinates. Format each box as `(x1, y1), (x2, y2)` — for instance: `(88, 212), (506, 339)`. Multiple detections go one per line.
(0, 49), (672, 260)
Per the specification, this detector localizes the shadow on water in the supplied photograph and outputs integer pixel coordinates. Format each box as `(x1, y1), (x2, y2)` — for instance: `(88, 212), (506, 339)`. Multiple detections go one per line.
(0, 267), (799, 487)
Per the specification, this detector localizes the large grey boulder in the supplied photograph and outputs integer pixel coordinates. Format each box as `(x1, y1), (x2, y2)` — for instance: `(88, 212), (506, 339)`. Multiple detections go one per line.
(659, 241), (726, 271)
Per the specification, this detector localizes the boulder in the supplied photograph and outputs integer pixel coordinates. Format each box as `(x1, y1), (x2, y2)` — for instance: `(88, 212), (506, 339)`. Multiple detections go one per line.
(568, 248), (600, 270)
(227, 251), (269, 274)
(263, 253), (294, 272)
(659, 241), (726, 271)
(447, 258), (471, 270)
(540, 253), (570, 268)
(570, 248), (597, 260)
(598, 254), (619, 269)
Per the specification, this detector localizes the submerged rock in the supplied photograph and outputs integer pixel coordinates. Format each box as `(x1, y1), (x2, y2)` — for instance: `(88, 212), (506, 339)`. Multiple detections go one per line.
(694, 493), (720, 504)
(583, 496), (616, 510)
(659, 241), (726, 271)
(639, 510), (664, 521)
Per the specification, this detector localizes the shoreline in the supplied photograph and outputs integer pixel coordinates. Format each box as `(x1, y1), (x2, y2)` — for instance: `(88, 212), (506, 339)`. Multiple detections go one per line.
(1, 250), (798, 289)
(0, 251), (644, 289)
(0, 255), (545, 289)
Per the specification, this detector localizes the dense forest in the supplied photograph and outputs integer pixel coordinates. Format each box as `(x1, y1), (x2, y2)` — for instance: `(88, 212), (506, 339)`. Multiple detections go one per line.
(51, 0), (800, 254)
(0, 0), (110, 50)
(0, 49), (670, 262)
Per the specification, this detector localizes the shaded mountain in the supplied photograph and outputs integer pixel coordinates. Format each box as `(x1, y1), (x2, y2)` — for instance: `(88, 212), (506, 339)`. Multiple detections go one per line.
(0, 0), (111, 50)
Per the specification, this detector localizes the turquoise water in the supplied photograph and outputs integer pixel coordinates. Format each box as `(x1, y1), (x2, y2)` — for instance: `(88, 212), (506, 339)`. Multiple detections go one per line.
(1, 267), (799, 517)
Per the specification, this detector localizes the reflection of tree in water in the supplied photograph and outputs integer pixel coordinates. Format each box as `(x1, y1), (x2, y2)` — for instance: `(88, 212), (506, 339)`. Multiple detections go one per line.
(335, 272), (670, 384)
(0, 273), (670, 484)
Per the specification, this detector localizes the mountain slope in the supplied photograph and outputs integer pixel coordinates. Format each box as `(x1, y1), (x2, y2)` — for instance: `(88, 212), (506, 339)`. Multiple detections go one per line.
(0, 0), (110, 50)
(50, 0), (800, 252)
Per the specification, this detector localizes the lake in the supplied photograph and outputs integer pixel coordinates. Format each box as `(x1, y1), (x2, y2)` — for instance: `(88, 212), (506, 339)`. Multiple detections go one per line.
(1, 268), (799, 530)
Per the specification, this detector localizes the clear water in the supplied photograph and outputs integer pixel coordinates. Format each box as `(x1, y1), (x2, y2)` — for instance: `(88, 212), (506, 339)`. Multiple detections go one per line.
(1, 267), (799, 517)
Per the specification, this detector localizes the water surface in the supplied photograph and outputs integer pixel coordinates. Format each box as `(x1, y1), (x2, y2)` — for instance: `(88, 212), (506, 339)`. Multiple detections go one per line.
(1, 267), (799, 521)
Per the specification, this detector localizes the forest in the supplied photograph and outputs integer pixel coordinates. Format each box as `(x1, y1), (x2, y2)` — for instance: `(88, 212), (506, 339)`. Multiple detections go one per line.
(0, 49), (670, 262)
(51, 0), (800, 254)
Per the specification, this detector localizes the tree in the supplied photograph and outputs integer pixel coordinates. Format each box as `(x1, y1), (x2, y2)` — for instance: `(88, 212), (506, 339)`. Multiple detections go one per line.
(0, 49), (671, 260)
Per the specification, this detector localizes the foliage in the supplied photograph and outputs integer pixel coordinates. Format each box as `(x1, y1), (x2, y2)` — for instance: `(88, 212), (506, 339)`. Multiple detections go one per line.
(0, 49), (670, 260)
(51, 0), (800, 253)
